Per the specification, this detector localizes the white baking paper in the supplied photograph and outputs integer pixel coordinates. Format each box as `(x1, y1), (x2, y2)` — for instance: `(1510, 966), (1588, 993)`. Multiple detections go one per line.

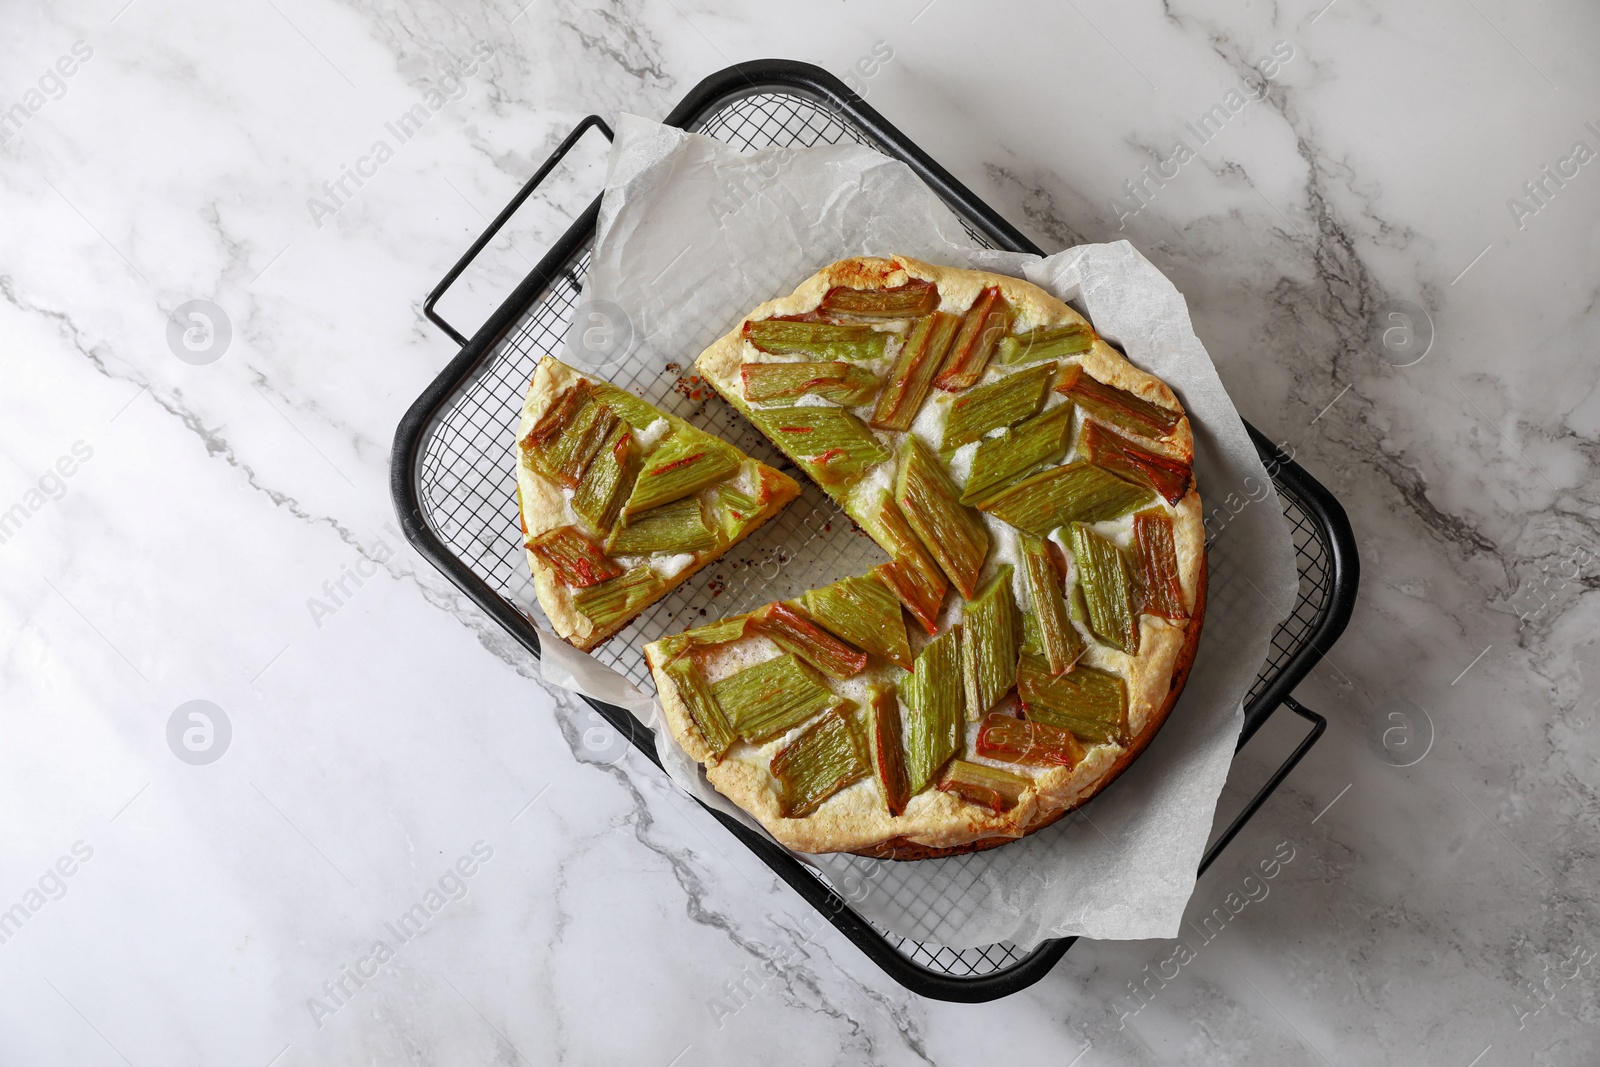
(547, 113), (1297, 950)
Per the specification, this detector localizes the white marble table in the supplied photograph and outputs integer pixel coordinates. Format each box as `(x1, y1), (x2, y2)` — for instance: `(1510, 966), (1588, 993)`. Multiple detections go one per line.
(3, 1), (1596, 1063)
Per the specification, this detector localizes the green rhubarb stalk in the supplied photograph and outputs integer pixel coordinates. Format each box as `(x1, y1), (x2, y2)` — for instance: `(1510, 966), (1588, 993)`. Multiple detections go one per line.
(526, 525), (625, 588)
(711, 653), (839, 742)
(996, 322), (1094, 365)
(1016, 651), (1128, 744)
(1133, 509), (1188, 620)
(801, 572), (914, 670)
(572, 422), (640, 536)
(975, 712), (1085, 769)
(770, 707), (870, 818)
(936, 759), (1033, 814)
(895, 437), (989, 600)
(1068, 523), (1140, 654)
(571, 566), (665, 633)
(522, 380), (593, 449)
(750, 601), (870, 681)
(621, 431), (740, 518)
(740, 361), (878, 406)
(651, 614), (751, 664)
(589, 381), (662, 434)
(938, 363), (1053, 452)
(818, 278), (940, 320)
(863, 492), (948, 636)
(1081, 421), (1191, 504)
(960, 402), (1074, 506)
(961, 565), (1019, 721)
(1019, 532), (1085, 675)
(866, 684), (911, 816)
(1020, 605), (1044, 657)
(870, 312), (962, 432)
(748, 405), (889, 489)
(664, 655), (735, 756)
(604, 497), (716, 556)
(902, 626), (963, 795)
(711, 483), (763, 542)
(934, 286), (1010, 392)
(528, 392), (620, 490)
(978, 462), (1154, 536)
(743, 319), (890, 362)
(1056, 364), (1181, 440)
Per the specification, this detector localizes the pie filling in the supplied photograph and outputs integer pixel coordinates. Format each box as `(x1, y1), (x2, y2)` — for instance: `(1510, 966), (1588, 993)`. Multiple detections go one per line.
(515, 363), (800, 650)
(638, 257), (1204, 854)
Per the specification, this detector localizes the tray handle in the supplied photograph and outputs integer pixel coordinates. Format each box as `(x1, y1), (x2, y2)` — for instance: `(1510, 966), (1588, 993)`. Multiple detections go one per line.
(423, 114), (615, 346)
(1197, 696), (1326, 876)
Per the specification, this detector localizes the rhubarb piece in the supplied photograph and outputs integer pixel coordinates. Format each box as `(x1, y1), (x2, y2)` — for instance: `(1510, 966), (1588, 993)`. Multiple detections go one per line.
(605, 497), (716, 556)
(749, 406), (889, 488)
(572, 422), (640, 536)
(895, 438), (989, 600)
(571, 566), (665, 632)
(902, 626), (963, 795)
(770, 707), (870, 818)
(1016, 652), (1127, 744)
(862, 490), (949, 635)
(935, 286), (1011, 391)
(975, 712), (1086, 770)
(664, 655), (735, 756)
(711, 483), (763, 542)
(1068, 523), (1140, 654)
(529, 393), (620, 490)
(712, 654), (839, 742)
(937, 759), (1032, 814)
(1019, 605), (1043, 657)
(1020, 532), (1085, 675)
(590, 381), (662, 433)
(751, 601), (870, 681)
(996, 322), (1093, 366)
(960, 403), (1074, 505)
(818, 278), (940, 320)
(1056, 364), (1181, 440)
(938, 363), (1053, 452)
(740, 361), (878, 406)
(1081, 421), (1191, 504)
(961, 566), (1019, 720)
(652, 614), (751, 663)
(979, 462), (1154, 536)
(744, 319), (889, 362)
(622, 432), (740, 519)
(801, 572), (914, 670)
(870, 312), (961, 431)
(866, 684), (911, 816)
(1132, 509), (1188, 620)
(526, 525), (625, 588)
(523, 380), (593, 448)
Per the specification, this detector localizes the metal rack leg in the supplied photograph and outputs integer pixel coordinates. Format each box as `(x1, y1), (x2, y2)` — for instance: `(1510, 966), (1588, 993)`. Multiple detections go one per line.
(1198, 697), (1327, 876)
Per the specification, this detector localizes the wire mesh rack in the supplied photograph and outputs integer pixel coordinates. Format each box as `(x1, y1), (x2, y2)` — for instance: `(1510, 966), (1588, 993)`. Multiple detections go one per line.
(392, 60), (1359, 1001)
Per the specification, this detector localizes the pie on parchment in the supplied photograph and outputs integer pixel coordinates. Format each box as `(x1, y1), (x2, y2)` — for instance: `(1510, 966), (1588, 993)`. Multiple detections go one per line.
(640, 256), (1207, 858)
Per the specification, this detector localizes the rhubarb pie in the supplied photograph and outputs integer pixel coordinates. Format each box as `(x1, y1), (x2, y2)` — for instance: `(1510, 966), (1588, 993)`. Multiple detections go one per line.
(515, 357), (800, 651)
(645, 256), (1205, 858)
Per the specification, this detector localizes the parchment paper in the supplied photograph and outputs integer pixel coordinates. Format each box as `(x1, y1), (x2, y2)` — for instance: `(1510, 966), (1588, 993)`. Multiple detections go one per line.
(546, 114), (1297, 949)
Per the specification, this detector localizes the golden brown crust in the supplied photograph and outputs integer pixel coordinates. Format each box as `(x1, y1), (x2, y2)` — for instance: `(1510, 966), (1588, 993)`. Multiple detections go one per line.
(646, 255), (1206, 856)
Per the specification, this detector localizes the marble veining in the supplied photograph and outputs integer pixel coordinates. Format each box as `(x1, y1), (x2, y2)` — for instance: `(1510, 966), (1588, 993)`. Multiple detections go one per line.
(3, 0), (1598, 1064)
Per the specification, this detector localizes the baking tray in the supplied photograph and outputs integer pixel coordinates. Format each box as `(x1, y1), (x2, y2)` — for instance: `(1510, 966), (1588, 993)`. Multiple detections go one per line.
(390, 59), (1360, 1002)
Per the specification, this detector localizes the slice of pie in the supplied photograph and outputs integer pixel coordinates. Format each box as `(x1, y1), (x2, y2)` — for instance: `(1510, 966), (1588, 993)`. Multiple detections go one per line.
(644, 256), (1205, 858)
(516, 356), (801, 652)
